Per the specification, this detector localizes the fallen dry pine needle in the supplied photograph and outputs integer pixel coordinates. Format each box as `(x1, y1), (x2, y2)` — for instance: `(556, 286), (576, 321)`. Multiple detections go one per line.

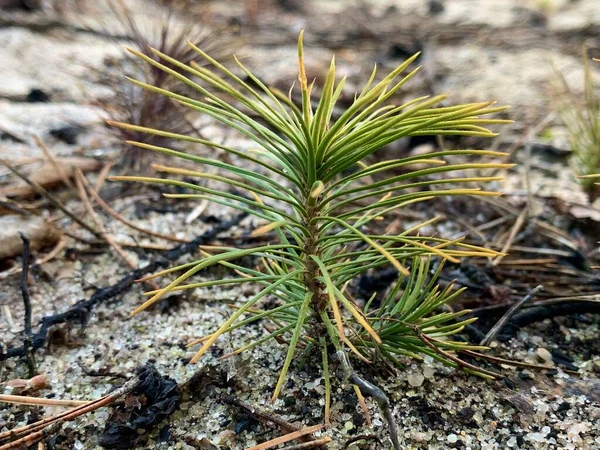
(0, 394), (90, 408)
(245, 424), (326, 450)
(0, 158), (103, 239)
(74, 168), (138, 270)
(77, 169), (188, 243)
(0, 375), (140, 450)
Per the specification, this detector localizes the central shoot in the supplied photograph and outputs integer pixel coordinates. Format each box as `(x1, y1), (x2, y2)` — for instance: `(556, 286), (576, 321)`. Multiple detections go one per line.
(110, 31), (512, 414)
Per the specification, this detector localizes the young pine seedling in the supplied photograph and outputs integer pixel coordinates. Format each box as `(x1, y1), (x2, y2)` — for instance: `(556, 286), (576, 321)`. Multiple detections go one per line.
(97, 0), (231, 170)
(110, 32), (512, 414)
(554, 49), (600, 200)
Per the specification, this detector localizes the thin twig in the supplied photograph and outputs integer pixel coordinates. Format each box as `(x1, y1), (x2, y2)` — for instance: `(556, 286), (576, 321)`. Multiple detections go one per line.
(501, 300), (600, 339)
(491, 208), (527, 266)
(337, 351), (400, 450)
(18, 233), (36, 377)
(222, 396), (307, 439)
(480, 285), (543, 346)
(245, 424), (325, 450)
(470, 293), (600, 316)
(74, 170), (137, 269)
(0, 159), (101, 238)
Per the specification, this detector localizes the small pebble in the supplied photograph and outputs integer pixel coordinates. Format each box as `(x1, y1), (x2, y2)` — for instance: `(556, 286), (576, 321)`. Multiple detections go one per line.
(423, 366), (435, 379)
(410, 431), (429, 443)
(536, 347), (553, 364)
(567, 422), (589, 440)
(518, 370), (535, 381)
(447, 434), (458, 443)
(407, 373), (425, 387)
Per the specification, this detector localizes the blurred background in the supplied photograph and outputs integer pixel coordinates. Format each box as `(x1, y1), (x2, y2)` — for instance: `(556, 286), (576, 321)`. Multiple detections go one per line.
(1, 0), (599, 194)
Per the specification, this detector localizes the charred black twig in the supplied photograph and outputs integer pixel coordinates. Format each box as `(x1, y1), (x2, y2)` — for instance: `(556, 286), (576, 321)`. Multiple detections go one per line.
(480, 285), (543, 346)
(18, 232), (36, 377)
(500, 300), (600, 340)
(0, 342), (6, 382)
(18, 233), (32, 337)
(1, 213), (247, 361)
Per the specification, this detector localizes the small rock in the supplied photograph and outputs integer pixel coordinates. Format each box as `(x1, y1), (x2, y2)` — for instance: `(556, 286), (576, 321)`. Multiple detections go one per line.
(528, 432), (545, 442)
(456, 407), (475, 423)
(26, 88), (50, 103)
(423, 366), (435, 379)
(428, 0), (444, 15)
(518, 370), (535, 381)
(0, 215), (61, 260)
(567, 423), (589, 440)
(447, 434), (458, 443)
(410, 431), (429, 443)
(50, 125), (82, 145)
(0, 0), (41, 11)
(407, 372), (425, 387)
(536, 348), (553, 364)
